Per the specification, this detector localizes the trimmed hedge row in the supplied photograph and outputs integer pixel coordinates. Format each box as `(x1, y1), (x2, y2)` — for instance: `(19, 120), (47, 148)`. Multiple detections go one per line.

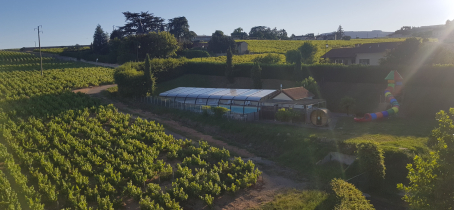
(165, 62), (454, 87)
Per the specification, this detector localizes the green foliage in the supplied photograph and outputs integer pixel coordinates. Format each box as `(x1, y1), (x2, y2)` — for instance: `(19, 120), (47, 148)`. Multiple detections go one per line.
(340, 96), (356, 116)
(250, 62), (262, 89)
(285, 50), (302, 64)
(93, 24), (109, 54)
(356, 142), (386, 190)
(398, 108), (454, 209)
(301, 76), (320, 99)
(144, 54), (157, 95)
(117, 31), (179, 63)
(256, 190), (329, 210)
(211, 106), (230, 118)
(298, 42), (318, 64)
(226, 47), (234, 83)
(251, 53), (281, 64)
(140, 196), (164, 210)
(336, 25), (345, 40)
(208, 30), (236, 53)
(114, 64), (147, 97)
(328, 178), (375, 210)
(275, 108), (300, 122)
(380, 38), (421, 66)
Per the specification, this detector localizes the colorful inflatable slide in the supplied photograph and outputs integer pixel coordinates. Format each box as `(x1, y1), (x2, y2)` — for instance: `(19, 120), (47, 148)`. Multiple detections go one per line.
(354, 71), (403, 122)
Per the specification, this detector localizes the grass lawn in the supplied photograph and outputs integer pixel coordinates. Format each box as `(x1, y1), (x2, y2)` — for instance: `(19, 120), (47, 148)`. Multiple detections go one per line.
(252, 190), (330, 210)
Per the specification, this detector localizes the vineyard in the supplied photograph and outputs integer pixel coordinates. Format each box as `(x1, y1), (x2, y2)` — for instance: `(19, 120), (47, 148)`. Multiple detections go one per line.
(34, 46), (91, 54)
(0, 51), (261, 209)
(187, 53), (286, 64)
(236, 38), (405, 60)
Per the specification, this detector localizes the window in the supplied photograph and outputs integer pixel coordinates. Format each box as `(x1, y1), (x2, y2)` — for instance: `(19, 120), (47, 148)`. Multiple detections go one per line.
(335, 59), (344, 64)
(359, 59), (370, 65)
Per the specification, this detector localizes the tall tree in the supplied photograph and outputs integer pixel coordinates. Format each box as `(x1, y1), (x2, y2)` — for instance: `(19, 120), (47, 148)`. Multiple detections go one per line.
(119, 11), (165, 35)
(110, 29), (124, 40)
(277, 29), (288, 40)
(249, 26), (286, 40)
(207, 30), (236, 54)
(225, 47), (234, 83)
(231, 27), (248, 39)
(298, 42), (318, 64)
(93, 24), (109, 54)
(301, 76), (320, 99)
(167, 17), (195, 42)
(143, 54), (156, 95)
(250, 62), (262, 89)
(336, 25), (344, 40)
(286, 50), (302, 64)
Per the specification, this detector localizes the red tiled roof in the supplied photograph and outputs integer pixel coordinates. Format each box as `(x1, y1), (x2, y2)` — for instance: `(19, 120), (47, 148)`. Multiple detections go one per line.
(280, 87), (315, 100)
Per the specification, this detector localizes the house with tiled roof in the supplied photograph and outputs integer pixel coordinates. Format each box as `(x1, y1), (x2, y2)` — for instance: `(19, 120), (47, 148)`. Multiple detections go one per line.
(321, 42), (401, 65)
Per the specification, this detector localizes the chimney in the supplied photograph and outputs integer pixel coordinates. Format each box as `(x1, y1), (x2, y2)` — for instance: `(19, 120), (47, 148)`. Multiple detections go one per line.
(280, 84), (282, 91)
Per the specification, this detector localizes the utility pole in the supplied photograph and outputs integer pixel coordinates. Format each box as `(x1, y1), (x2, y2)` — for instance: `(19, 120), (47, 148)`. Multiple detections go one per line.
(35, 25), (43, 76)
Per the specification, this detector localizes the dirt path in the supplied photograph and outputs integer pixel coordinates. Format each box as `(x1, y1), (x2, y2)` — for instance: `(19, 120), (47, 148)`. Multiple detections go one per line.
(73, 85), (309, 210)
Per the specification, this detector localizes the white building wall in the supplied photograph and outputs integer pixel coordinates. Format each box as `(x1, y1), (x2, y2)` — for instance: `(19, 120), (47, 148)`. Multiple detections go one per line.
(356, 52), (386, 66)
(272, 93), (293, 100)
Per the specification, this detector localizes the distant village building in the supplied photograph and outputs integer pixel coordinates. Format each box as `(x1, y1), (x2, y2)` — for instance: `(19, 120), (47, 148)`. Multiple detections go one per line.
(236, 42), (248, 54)
(321, 42), (401, 65)
(193, 36), (212, 42)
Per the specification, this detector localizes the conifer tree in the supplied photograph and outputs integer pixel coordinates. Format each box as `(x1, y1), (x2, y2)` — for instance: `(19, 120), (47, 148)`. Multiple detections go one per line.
(251, 62), (262, 89)
(226, 47), (234, 83)
(143, 54), (156, 95)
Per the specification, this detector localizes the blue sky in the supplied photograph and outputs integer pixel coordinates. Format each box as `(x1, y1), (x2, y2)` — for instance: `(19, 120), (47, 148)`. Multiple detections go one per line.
(0, 0), (453, 49)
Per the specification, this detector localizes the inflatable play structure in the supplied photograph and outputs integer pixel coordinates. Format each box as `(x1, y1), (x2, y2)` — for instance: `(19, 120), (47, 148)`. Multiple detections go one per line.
(354, 71), (403, 122)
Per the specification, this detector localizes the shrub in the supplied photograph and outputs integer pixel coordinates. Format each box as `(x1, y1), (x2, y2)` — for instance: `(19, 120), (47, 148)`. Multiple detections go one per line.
(298, 42), (318, 64)
(114, 64), (146, 97)
(356, 142), (386, 190)
(211, 106), (229, 118)
(327, 178), (375, 210)
(285, 50), (302, 64)
(252, 53), (281, 64)
(275, 108), (300, 122)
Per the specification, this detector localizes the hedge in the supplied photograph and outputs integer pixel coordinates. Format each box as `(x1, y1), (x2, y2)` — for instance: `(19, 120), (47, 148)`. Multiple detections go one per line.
(328, 178), (375, 210)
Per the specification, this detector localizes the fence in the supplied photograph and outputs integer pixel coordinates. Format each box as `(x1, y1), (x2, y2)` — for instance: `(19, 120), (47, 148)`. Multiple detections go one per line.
(136, 96), (260, 122)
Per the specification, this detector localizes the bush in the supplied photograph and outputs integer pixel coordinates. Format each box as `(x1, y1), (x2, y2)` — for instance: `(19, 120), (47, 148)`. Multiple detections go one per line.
(356, 142), (386, 190)
(275, 108), (300, 122)
(252, 53), (281, 64)
(114, 64), (147, 97)
(285, 50), (302, 64)
(342, 36), (352, 40)
(327, 178), (375, 210)
(211, 106), (229, 118)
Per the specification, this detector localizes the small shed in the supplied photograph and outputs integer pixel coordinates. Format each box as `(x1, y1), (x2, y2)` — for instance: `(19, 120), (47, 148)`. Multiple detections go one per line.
(310, 108), (330, 126)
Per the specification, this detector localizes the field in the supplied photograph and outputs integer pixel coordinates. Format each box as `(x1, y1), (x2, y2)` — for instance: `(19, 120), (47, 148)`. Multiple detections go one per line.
(0, 51), (260, 209)
(34, 46), (91, 54)
(187, 53), (286, 64)
(237, 38), (405, 60)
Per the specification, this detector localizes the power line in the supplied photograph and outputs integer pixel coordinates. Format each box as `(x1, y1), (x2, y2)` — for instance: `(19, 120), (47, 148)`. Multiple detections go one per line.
(34, 25), (43, 76)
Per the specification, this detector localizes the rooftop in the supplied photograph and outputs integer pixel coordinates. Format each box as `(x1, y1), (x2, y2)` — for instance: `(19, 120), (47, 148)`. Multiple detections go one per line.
(280, 86), (315, 100)
(159, 87), (277, 101)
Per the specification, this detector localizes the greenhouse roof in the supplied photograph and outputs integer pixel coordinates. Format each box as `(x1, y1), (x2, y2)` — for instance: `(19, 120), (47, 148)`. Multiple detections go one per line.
(159, 87), (277, 101)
